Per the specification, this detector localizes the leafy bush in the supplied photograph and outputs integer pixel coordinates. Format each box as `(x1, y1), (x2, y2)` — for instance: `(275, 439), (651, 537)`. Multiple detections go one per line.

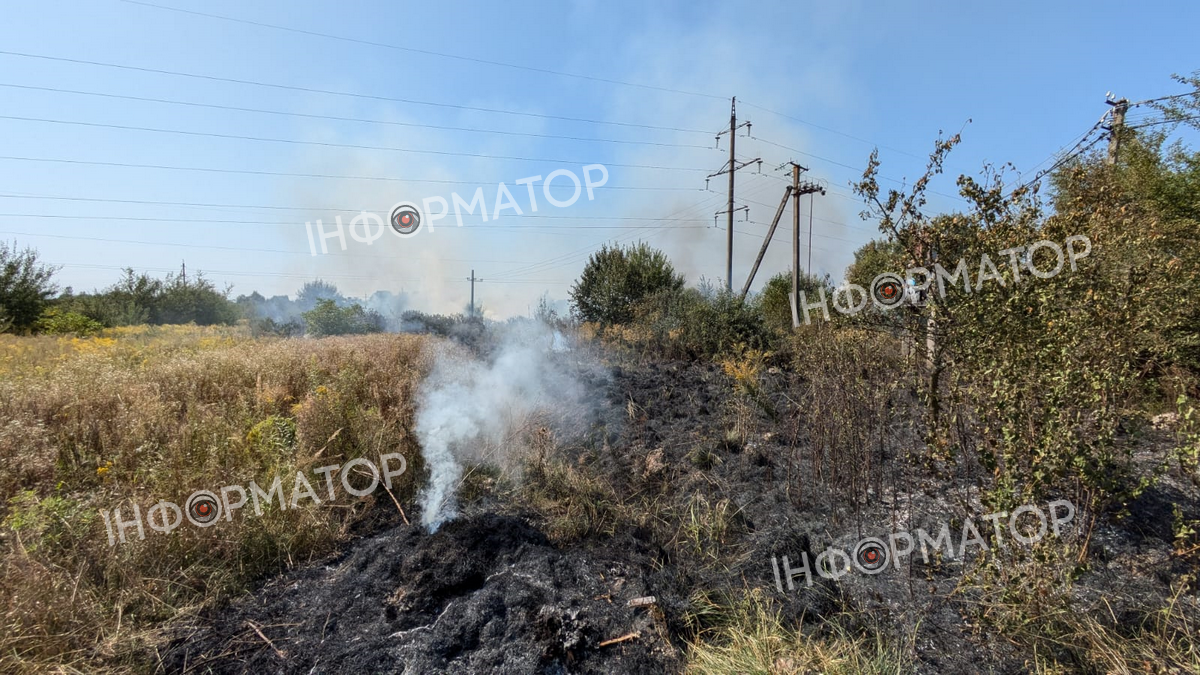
(759, 270), (833, 334)
(627, 284), (771, 359)
(33, 308), (103, 336)
(570, 242), (684, 325)
(303, 299), (385, 336)
(250, 317), (305, 338)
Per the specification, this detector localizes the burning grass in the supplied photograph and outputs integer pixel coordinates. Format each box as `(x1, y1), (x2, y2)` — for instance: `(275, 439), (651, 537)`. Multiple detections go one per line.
(0, 325), (429, 673)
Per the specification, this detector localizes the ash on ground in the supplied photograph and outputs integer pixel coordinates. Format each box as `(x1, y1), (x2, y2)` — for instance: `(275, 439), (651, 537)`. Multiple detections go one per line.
(162, 514), (681, 674)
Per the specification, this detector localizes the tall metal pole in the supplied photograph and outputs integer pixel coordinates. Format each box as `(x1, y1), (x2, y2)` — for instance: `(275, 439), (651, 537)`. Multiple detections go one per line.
(470, 269), (475, 316)
(727, 97), (736, 293)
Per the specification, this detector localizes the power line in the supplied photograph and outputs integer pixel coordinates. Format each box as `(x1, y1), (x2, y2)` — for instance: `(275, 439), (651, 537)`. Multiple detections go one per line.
(1130, 90), (1200, 106)
(0, 83), (715, 150)
(0, 49), (714, 134)
(0, 213), (712, 229)
(0, 192), (736, 222)
(745, 134), (967, 203)
(1009, 125), (1106, 195)
(739, 101), (923, 159)
(0, 155), (704, 190)
(491, 179), (784, 281)
(117, 0), (727, 102)
(50, 259), (571, 285)
(0, 229), (540, 265)
(0, 115), (711, 172)
(1128, 114), (1200, 129)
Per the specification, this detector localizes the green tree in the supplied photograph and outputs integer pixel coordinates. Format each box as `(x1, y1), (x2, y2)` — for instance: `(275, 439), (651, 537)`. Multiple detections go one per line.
(303, 299), (385, 337)
(296, 280), (343, 312)
(570, 242), (684, 324)
(0, 241), (58, 332)
(759, 270), (836, 333)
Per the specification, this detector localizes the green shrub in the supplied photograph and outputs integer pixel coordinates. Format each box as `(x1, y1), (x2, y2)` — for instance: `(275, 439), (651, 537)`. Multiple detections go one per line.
(630, 284), (771, 359)
(34, 308), (103, 336)
(570, 242), (684, 325)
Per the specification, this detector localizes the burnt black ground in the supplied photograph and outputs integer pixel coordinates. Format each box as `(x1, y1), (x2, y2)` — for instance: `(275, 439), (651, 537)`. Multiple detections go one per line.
(161, 514), (683, 674)
(159, 348), (1200, 674)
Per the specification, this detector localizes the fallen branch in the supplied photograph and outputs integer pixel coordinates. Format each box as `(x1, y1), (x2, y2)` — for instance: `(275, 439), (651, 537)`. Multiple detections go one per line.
(382, 483), (410, 526)
(247, 621), (286, 659)
(598, 632), (640, 648)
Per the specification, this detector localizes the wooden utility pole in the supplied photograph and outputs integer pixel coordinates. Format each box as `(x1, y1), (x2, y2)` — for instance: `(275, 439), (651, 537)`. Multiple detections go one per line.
(467, 269), (483, 317)
(708, 97), (759, 293)
(1105, 95), (1129, 165)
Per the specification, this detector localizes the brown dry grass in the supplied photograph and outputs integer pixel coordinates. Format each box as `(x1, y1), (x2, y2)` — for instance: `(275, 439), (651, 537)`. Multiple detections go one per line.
(0, 325), (430, 673)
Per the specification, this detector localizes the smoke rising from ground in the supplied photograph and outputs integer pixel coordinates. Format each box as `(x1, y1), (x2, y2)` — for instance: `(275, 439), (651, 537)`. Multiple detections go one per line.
(413, 321), (595, 532)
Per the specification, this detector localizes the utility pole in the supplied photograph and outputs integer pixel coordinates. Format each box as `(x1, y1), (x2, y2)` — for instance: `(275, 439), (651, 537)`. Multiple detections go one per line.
(708, 97), (760, 292)
(786, 163), (824, 313)
(1104, 95), (1129, 165)
(807, 192), (815, 274)
(740, 162), (824, 305)
(467, 269), (483, 317)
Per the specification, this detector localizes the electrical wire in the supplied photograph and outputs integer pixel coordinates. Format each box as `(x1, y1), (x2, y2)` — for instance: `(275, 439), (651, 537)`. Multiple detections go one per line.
(0, 83), (715, 150)
(0, 49), (714, 134)
(0, 155), (704, 190)
(117, 0), (728, 102)
(0, 115), (711, 172)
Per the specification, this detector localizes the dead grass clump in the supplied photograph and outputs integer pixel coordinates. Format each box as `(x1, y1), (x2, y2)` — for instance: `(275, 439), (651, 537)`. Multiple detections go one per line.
(518, 452), (625, 543)
(960, 540), (1200, 673)
(685, 588), (912, 674)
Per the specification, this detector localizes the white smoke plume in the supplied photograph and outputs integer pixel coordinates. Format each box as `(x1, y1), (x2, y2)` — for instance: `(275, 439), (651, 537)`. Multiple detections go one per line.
(414, 321), (593, 532)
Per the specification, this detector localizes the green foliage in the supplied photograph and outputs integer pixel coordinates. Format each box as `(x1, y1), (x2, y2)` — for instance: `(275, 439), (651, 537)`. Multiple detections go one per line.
(4, 491), (92, 555)
(851, 120), (1200, 512)
(250, 317), (305, 338)
(0, 241), (58, 332)
(33, 307), (103, 336)
(759, 270), (833, 334)
(846, 238), (907, 291)
(630, 283), (771, 359)
(295, 279), (344, 312)
(62, 267), (238, 327)
(570, 242), (684, 324)
(303, 299), (385, 337)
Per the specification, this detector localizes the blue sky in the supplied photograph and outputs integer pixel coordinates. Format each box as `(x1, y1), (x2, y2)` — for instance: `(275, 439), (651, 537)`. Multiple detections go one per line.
(1, 0), (1195, 317)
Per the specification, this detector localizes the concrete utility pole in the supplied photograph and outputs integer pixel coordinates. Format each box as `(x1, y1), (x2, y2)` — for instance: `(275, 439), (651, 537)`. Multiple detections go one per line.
(1105, 95), (1129, 165)
(792, 164), (801, 294)
(739, 184), (792, 300)
(787, 163), (824, 312)
(467, 269), (483, 317)
(740, 162), (824, 305)
(708, 97), (759, 293)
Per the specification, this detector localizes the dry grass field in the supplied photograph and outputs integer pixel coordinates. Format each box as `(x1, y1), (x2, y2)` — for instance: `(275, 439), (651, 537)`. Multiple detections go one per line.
(0, 326), (429, 673)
